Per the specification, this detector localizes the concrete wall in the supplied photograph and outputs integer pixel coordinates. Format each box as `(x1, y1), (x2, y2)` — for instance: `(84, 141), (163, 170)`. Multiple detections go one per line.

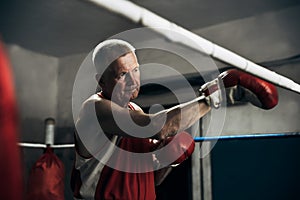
(8, 44), (59, 142)
(56, 53), (87, 127)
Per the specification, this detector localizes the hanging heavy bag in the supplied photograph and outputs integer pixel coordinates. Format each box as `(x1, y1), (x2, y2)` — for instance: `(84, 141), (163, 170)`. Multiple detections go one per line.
(0, 39), (23, 200)
(26, 147), (65, 200)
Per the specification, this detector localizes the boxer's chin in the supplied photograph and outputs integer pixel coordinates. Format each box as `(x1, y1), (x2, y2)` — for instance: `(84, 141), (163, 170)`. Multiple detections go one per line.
(130, 89), (139, 100)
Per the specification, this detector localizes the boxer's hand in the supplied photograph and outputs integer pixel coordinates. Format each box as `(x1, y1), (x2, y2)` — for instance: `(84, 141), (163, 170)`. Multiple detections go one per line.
(200, 69), (278, 109)
(155, 131), (195, 166)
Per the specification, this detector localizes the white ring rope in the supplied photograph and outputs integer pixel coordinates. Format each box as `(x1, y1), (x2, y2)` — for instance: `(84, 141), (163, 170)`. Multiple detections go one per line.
(86, 0), (300, 94)
(18, 143), (75, 148)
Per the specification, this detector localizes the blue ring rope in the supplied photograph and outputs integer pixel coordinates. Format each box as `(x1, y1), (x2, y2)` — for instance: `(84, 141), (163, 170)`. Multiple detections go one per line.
(194, 132), (300, 142)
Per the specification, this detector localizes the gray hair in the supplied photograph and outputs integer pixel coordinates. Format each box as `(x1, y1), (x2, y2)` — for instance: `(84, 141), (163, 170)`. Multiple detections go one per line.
(92, 39), (136, 75)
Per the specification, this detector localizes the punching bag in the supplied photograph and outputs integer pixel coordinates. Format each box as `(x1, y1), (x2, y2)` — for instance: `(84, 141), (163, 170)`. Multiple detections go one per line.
(26, 119), (65, 200)
(0, 40), (23, 199)
(26, 147), (65, 200)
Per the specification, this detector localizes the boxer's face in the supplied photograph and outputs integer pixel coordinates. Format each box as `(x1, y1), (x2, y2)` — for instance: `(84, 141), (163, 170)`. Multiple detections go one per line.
(100, 52), (140, 107)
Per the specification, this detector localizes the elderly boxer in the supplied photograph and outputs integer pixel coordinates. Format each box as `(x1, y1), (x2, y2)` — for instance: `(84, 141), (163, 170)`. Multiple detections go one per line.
(71, 39), (278, 200)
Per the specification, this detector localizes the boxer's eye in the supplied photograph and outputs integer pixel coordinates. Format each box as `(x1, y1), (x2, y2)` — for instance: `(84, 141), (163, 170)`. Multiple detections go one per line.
(133, 67), (139, 73)
(117, 72), (127, 80)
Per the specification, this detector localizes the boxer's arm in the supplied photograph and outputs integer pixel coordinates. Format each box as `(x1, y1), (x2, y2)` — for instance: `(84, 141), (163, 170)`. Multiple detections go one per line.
(91, 69), (278, 140)
(94, 97), (210, 139)
(151, 100), (210, 139)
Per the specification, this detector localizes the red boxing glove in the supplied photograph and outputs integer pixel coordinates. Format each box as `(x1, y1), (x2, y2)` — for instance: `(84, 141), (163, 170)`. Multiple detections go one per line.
(155, 131), (195, 166)
(200, 69), (278, 109)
